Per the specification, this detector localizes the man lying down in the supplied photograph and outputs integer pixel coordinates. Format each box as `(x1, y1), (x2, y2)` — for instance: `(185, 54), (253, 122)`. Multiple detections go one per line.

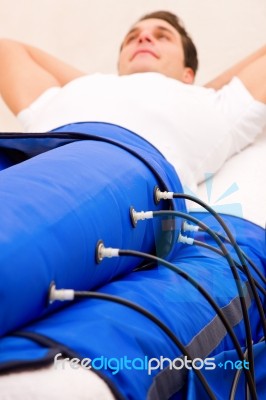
(0, 10), (265, 400)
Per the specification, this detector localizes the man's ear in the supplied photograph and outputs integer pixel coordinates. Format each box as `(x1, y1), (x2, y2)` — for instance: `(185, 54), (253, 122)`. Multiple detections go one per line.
(182, 67), (195, 84)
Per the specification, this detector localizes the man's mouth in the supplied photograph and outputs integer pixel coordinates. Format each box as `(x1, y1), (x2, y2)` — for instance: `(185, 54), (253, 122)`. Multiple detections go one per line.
(131, 49), (159, 61)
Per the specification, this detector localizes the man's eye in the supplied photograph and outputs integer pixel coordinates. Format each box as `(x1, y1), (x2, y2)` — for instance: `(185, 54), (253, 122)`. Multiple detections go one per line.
(157, 33), (170, 41)
(126, 35), (137, 44)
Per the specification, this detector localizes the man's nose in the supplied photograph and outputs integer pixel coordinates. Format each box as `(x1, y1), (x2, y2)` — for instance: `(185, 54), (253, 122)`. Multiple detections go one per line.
(138, 30), (154, 44)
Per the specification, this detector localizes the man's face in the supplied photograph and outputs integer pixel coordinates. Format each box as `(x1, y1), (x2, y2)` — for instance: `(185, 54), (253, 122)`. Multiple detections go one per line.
(118, 18), (194, 83)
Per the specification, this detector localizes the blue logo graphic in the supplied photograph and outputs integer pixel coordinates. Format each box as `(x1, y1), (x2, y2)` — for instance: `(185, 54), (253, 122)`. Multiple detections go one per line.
(184, 173), (243, 218)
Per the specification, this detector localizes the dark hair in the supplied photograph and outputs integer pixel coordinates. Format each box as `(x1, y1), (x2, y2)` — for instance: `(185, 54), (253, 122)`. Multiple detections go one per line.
(139, 10), (198, 74)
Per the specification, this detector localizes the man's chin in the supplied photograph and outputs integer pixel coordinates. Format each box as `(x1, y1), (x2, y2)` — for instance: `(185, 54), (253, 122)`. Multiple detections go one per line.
(122, 65), (160, 76)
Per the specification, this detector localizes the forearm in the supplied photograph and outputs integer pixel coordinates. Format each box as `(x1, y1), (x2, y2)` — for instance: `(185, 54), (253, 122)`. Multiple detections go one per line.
(205, 45), (266, 91)
(22, 42), (86, 85)
(1, 38), (85, 86)
(0, 38), (86, 114)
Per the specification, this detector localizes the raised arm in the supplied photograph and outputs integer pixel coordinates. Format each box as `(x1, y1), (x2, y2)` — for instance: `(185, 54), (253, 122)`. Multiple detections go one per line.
(0, 38), (86, 115)
(205, 45), (266, 103)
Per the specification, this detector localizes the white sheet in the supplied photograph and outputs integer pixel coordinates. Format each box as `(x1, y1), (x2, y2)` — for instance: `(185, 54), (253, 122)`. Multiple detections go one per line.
(0, 362), (115, 400)
(195, 130), (266, 228)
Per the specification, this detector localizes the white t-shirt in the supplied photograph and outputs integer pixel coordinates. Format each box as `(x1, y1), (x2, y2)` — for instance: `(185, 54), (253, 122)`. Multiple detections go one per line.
(17, 72), (266, 190)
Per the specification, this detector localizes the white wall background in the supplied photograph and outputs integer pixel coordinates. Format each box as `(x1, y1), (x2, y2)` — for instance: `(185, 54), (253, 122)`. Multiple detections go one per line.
(0, 0), (265, 131)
